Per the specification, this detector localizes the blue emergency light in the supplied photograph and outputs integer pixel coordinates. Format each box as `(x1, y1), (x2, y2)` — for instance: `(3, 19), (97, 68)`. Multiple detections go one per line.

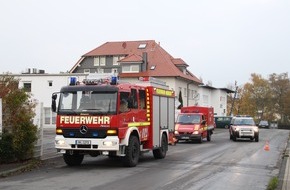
(69, 77), (77, 86)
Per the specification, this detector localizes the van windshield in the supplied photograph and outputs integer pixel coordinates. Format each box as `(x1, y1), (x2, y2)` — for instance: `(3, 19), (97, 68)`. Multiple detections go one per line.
(176, 115), (200, 124)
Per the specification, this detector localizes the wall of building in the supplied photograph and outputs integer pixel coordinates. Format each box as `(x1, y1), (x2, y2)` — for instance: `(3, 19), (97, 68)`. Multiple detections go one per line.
(10, 74), (88, 128)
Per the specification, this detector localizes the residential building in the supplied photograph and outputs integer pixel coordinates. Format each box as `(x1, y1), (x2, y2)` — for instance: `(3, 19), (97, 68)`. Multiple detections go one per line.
(70, 40), (233, 115)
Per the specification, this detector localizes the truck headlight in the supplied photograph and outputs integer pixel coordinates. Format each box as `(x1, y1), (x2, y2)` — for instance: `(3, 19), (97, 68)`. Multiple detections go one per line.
(193, 131), (199, 135)
(55, 139), (65, 145)
(103, 141), (117, 146)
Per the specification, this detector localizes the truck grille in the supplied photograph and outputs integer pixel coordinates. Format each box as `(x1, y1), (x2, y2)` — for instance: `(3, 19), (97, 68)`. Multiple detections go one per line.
(62, 128), (107, 138)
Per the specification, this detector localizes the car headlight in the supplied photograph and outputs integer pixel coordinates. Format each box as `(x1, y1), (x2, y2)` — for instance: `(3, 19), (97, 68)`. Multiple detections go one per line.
(253, 127), (259, 132)
(234, 127), (240, 131)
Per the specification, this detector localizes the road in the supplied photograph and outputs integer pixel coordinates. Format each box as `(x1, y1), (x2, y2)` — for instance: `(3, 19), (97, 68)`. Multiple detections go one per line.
(0, 128), (289, 190)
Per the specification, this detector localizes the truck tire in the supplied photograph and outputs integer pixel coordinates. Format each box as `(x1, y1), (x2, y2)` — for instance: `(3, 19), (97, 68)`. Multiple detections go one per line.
(63, 153), (84, 166)
(123, 135), (140, 167)
(153, 133), (168, 159)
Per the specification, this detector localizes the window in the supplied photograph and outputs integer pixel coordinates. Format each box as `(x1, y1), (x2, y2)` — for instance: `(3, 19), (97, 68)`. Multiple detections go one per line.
(97, 68), (104, 73)
(139, 90), (146, 109)
(138, 43), (147, 49)
(113, 56), (119, 66)
(100, 56), (106, 66)
(94, 56), (106, 66)
(122, 65), (140, 73)
(23, 82), (31, 92)
(84, 69), (90, 74)
(94, 56), (100, 66)
(184, 88), (187, 97)
(48, 81), (53, 87)
(111, 68), (118, 73)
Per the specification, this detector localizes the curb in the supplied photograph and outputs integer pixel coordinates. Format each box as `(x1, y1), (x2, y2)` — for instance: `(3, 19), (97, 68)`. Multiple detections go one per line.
(0, 160), (42, 178)
(282, 148), (290, 190)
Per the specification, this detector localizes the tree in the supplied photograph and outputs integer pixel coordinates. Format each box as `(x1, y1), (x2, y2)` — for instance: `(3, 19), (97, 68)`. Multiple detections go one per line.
(268, 73), (290, 124)
(236, 72), (290, 125)
(0, 75), (38, 163)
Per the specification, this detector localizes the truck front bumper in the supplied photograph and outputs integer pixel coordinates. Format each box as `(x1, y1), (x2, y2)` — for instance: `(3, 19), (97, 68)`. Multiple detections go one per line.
(55, 135), (120, 152)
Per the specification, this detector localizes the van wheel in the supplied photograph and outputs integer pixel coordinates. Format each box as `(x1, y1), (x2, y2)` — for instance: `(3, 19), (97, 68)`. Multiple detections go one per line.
(153, 134), (168, 159)
(198, 135), (203, 143)
(123, 135), (140, 167)
(255, 135), (259, 142)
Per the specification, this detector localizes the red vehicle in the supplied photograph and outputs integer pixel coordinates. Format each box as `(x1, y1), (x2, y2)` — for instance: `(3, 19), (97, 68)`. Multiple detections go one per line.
(174, 106), (215, 143)
(51, 74), (175, 167)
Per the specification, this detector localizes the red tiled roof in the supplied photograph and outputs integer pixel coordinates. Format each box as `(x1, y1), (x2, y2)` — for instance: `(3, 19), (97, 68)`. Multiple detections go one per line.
(119, 54), (143, 63)
(73, 40), (202, 84)
(172, 58), (189, 66)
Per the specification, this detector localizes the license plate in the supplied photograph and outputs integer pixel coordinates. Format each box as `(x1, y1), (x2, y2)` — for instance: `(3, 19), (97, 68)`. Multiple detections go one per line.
(75, 140), (91, 145)
(181, 136), (190, 139)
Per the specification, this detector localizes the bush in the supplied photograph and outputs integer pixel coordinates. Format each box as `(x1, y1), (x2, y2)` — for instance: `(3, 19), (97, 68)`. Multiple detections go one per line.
(13, 121), (38, 161)
(0, 75), (38, 163)
(0, 133), (16, 163)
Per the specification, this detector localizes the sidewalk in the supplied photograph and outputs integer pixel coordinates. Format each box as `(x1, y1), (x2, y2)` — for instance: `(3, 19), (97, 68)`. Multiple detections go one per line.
(281, 140), (290, 190)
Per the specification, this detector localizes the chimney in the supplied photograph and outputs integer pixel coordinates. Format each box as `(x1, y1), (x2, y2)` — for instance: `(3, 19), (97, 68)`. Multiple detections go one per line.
(142, 52), (148, 71)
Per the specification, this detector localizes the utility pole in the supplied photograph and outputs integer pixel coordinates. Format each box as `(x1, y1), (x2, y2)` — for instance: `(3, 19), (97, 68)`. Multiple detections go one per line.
(230, 81), (238, 116)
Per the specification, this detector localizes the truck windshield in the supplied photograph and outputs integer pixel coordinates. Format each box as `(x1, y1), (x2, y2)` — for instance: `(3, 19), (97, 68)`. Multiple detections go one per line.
(176, 115), (200, 124)
(58, 91), (117, 114)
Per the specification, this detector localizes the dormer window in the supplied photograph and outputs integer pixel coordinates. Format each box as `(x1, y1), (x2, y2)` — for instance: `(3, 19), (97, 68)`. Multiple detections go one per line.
(138, 43), (147, 49)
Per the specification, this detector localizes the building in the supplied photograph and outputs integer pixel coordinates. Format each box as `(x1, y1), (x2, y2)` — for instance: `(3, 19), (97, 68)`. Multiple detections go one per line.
(1, 40), (233, 129)
(0, 72), (88, 128)
(70, 40), (233, 115)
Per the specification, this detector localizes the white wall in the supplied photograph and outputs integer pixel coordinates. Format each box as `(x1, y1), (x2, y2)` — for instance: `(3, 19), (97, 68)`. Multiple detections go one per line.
(11, 73), (88, 128)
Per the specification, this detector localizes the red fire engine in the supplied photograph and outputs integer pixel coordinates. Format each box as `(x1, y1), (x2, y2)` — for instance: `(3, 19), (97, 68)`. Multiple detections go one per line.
(51, 74), (175, 167)
(174, 106), (215, 143)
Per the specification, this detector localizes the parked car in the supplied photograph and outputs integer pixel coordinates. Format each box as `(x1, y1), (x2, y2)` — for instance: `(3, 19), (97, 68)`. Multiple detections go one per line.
(229, 116), (259, 142)
(258, 120), (269, 128)
(214, 116), (232, 129)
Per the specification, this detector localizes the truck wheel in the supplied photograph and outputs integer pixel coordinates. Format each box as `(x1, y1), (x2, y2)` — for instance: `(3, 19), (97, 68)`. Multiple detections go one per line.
(63, 153), (84, 166)
(153, 133), (168, 159)
(207, 131), (211, 142)
(123, 135), (140, 167)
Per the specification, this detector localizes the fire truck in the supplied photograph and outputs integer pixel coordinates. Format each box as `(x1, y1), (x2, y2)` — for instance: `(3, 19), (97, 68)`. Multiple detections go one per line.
(174, 106), (215, 143)
(51, 74), (175, 167)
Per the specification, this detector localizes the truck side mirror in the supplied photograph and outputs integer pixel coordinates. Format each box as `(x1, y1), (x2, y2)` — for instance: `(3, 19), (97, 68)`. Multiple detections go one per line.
(201, 120), (206, 125)
(51, 93), (57, 112)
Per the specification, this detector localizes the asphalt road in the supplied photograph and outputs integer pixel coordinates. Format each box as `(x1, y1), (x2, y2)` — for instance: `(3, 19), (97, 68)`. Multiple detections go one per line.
(0, 128), (289, 190)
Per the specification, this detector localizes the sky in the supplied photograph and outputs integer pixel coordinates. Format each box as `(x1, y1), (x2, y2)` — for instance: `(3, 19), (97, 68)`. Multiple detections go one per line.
(1, 0), (289, 87)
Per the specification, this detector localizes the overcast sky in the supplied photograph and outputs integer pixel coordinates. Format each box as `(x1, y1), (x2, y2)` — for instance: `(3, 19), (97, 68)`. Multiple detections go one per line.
(1, 0), (289, 87)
